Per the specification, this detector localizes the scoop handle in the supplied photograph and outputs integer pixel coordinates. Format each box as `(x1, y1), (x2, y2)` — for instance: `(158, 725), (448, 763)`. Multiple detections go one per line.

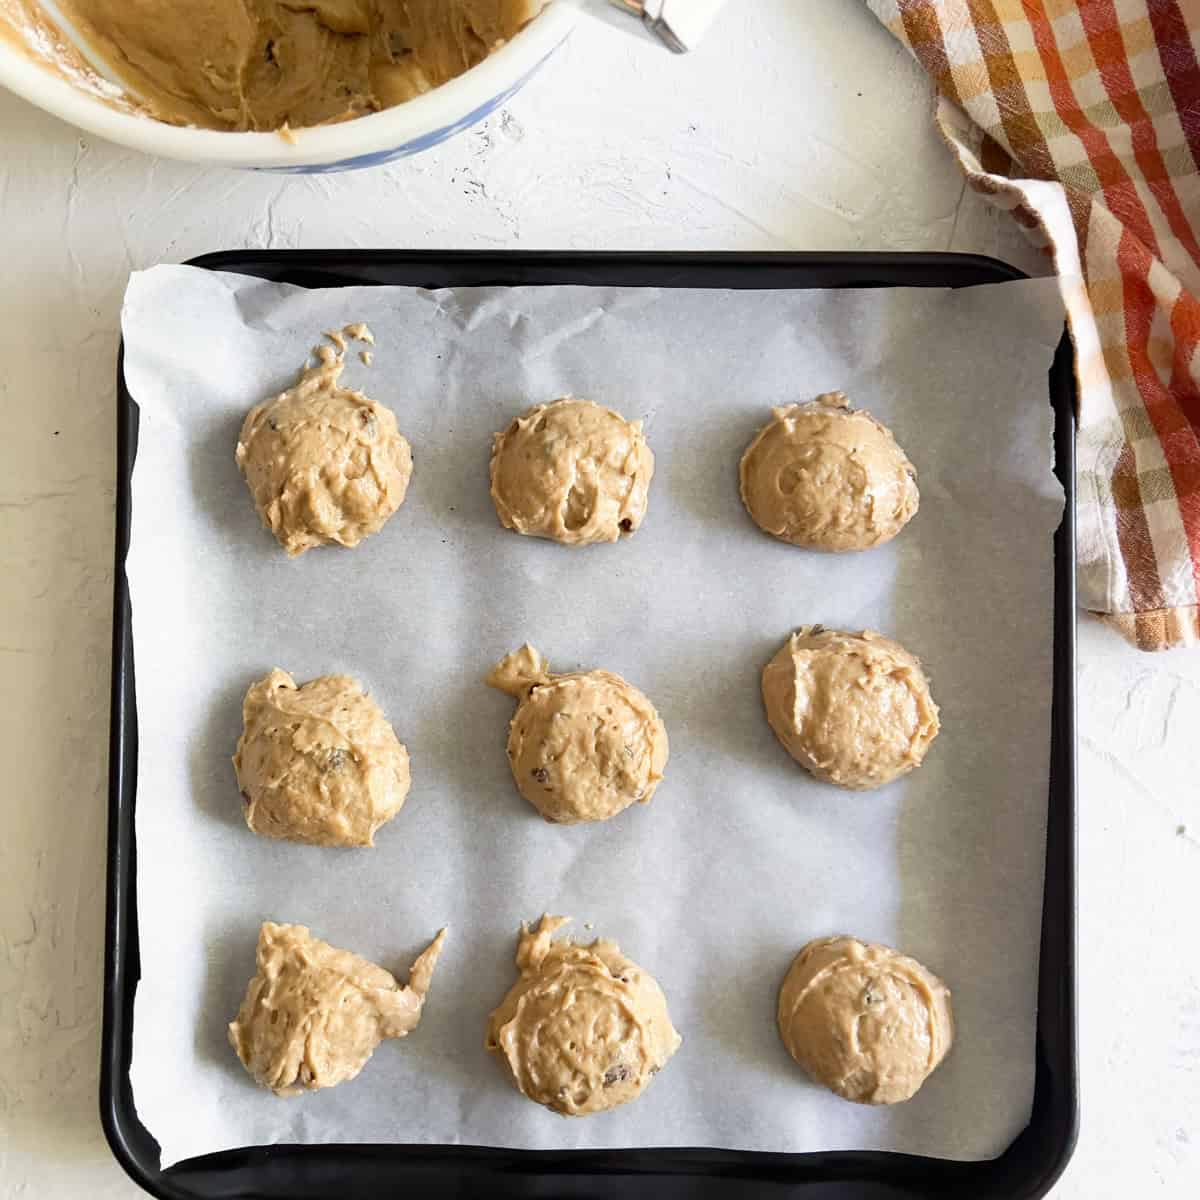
(587, 0), (728, 52)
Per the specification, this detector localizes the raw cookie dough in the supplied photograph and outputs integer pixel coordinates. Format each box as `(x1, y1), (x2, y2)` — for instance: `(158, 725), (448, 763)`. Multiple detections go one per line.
(777, 935), (954, 1105)
(229, 921), (445, 1096)
(236, 341), (411, 556)
(30, 1), (551, 131)
(739, 393), (918, 551)
(489, 398), (655, 546)
(486, 644), (668, 824)
(485, 915), (681, 1116)
(233, 668), (411, 847)
(761, 626), (939, 790)
(323, 322), (374, 354)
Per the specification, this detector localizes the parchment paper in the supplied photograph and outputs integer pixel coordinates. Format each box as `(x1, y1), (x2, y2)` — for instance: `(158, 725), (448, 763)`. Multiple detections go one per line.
(121, 265), (1064, 1168)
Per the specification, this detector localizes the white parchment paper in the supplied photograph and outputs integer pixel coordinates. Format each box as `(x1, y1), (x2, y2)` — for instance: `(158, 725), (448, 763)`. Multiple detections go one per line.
(121, 265), (1064, 1168)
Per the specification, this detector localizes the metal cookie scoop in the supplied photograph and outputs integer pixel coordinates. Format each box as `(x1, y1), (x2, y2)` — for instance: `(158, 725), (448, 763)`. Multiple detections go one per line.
(599, 0), (728, 51)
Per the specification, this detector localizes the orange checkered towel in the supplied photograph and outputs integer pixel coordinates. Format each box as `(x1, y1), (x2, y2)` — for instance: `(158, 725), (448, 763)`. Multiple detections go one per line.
(868, 0), (1200, 650)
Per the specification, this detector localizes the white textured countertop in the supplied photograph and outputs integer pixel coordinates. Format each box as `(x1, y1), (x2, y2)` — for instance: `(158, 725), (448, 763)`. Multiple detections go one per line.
(0, 2), (1196, 1196)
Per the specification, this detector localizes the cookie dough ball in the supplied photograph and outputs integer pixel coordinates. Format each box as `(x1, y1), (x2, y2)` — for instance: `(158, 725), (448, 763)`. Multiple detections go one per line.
(233, 668), (411, 847)
(486, 915), (681, 1115)
(236, 349), (412, 556)
(229, 922), (445, 1097)
(777, 935), (953, 1104)
(761, 627), (939, 790)
(739, 393), (918, 551)
(489, 398), (655, 546)
(486, 645), (668, 824)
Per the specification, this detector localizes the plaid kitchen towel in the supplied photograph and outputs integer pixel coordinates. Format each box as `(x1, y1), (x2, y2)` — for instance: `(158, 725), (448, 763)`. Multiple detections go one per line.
(867, 0), (1200, 650)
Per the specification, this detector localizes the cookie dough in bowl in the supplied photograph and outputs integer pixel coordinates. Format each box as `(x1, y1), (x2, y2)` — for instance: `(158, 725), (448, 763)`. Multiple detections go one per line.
(761, 626), (939, 790)
(489, 398), (655, 546)
(233, 668), (411, 847)
(229, 921), (446, 1097)
(7, 1), (553, 131)
(486, 644), (668, 824)
(739, 392), (918, 551)
(777, 935), (954, 1105)
(0, 2), (577, 170)
(486, 915), (681, 1116)
(236, 344), (411, 556)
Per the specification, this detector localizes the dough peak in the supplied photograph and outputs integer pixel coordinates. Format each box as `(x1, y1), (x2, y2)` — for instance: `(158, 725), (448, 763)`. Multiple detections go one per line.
(484, 643), (551, 697)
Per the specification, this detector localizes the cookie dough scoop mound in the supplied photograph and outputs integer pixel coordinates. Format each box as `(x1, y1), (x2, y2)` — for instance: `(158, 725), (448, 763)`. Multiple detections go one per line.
(761, 627), (939, 790)
(486, 644), (668, 824)
(777, 935), (953, 1104)
(229, 922), (446, 1097)
(233, 668), (411, 847)
(739, 393), (918, 551)
(489, 398), (655, 545)
(486, 915), (681, 1115)
(236, 348), (412, 556)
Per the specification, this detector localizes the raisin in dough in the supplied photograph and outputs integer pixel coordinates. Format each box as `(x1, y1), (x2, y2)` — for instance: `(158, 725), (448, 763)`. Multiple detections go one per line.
(739, 393), (918, 551)
(233, 668), (410, 847)
(777, 935), (954, 1104)
(761, 627), (939, 790)
(236, 346), (411, 556)
(486, 644), (668, 824)
(229, 922), (445, 1097)
(489, 398), (654, 546)
(485, 915), (681, 1116)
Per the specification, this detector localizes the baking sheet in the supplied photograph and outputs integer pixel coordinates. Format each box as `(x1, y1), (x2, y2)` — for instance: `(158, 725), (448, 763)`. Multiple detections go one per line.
(121, 265), (1064, 1168)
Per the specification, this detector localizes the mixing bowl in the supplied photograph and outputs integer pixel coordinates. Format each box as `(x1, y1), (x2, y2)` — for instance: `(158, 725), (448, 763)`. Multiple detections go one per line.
(0, 3), (578, 171)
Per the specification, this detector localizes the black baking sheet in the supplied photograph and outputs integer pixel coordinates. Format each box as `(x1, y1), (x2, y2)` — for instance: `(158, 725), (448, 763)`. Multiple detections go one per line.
(102, 250), (1077, 1200)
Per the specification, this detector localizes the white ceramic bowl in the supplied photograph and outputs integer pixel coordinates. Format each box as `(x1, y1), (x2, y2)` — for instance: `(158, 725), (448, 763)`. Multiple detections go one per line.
(0, 3), (578, 172)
